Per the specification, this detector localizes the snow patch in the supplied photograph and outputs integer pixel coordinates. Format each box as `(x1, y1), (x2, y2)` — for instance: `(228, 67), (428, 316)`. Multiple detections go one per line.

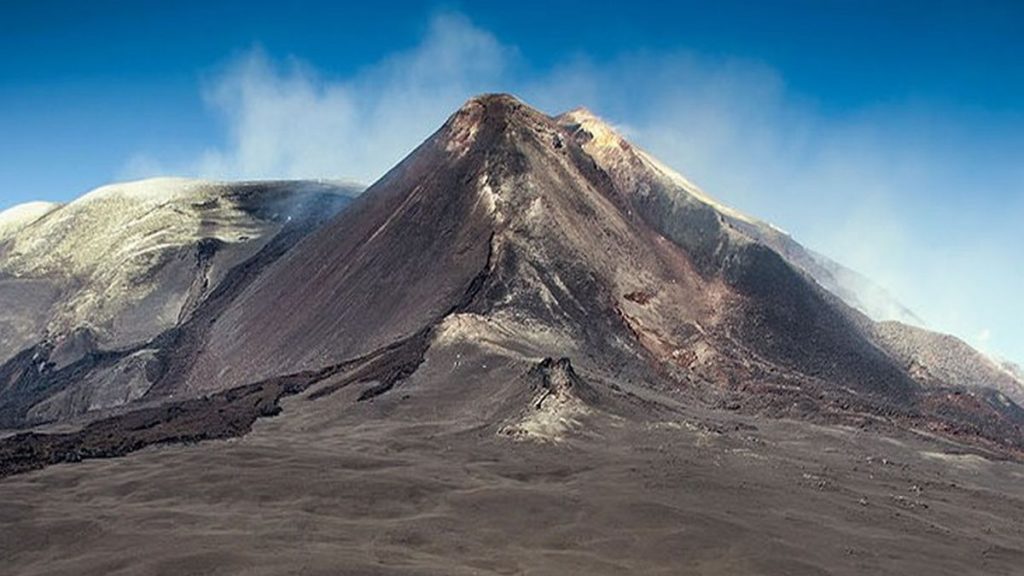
(0, 201), (62, 239)
(526, 196), (545, 222)
(0, 177), (284, 351)
(476, 173), (503, 222)
(76, 177), (208, 205)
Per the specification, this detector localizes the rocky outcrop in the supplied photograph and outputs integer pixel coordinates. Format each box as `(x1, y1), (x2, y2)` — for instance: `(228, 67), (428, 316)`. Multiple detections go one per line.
(500, 357), (599, 442)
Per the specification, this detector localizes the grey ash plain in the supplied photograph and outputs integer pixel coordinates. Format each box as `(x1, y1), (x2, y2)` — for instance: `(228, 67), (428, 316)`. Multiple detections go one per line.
(3, 377), (1022, 575)
(1, 94), (1022, 575)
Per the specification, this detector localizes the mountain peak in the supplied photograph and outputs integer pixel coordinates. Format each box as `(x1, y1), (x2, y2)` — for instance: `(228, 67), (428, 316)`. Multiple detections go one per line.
(447, 95), (622, 159)
(462, 92), (526, 109)
(450, 93), (534, 129)
(440, 93), (540, 158)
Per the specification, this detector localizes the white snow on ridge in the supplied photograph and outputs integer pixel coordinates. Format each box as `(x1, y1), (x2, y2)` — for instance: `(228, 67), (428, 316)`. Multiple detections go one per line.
(75, 177), (209, 204)
(0, 201), (62, 240)
(0, 177), (291, 351)
(3, 178), (270, 277)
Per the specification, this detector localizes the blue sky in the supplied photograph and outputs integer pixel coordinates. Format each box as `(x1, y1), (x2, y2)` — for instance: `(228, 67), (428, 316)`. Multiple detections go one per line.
(1, 1), (1022, 363)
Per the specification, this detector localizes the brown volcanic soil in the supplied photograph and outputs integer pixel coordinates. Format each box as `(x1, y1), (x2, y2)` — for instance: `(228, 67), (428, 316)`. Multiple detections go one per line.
(2, 356), (1023, 576)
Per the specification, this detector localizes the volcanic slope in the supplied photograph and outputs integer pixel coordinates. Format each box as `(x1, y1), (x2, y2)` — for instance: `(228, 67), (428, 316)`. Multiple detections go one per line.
(156, 94), (1021, 453)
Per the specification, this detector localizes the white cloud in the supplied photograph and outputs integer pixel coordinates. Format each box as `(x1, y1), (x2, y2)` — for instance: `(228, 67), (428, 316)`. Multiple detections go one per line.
(123, 13), (510, 184)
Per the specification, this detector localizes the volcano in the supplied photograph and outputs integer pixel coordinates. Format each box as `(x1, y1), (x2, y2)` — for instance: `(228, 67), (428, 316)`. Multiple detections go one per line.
(2, 95), (1023, 575)
(149, 94), (1022, 449)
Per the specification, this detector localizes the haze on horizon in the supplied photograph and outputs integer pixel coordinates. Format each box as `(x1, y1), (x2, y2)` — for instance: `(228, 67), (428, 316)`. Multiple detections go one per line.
(1, 0), (1021, 365)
